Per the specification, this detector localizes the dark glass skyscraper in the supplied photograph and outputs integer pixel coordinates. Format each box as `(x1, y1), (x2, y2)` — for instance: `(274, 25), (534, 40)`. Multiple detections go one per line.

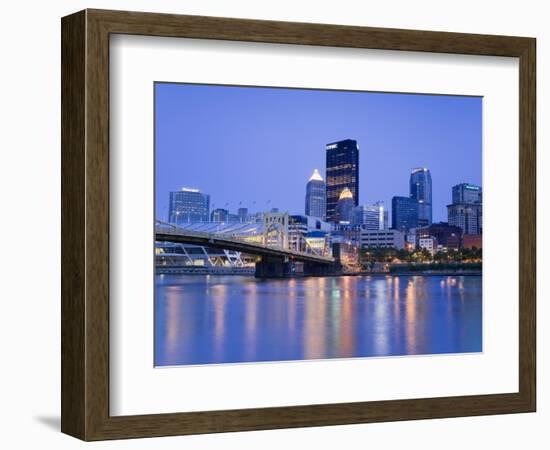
(304, 169), (326, 219)
(325, 139), (359, 223)
(168, 187), (210, 223)
(409, 167), (432, 227)
(392, 196), (419, 232)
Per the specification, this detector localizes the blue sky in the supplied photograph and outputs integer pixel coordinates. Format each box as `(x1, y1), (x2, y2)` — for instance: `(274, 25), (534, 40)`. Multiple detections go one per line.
(155, 83), (482, 222)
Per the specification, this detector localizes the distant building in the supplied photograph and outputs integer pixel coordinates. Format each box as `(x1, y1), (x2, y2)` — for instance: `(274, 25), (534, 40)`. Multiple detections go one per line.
(353, 201), (387, 230)
(392, 196), (418, 232)
(237, 207), (248, 223)
(305, 169), (326, 219)
(336, 187), (355, 223)
(360, 229), (405, 250)
(210, 208), (229, 222)
(453, 183), (482, 204)
(447, 203), (482, 235)
(448, 183), (482, 235)
(463, 234), (483, 249)
(325, 139), (359, 222)
(410, 168), (432, 226)
(169, 187), (210, 223)
(417, 222), (462, 250)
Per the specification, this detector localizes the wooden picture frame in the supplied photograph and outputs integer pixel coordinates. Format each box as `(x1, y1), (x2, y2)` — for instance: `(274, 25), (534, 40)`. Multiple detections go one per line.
(61, 9), (536, 441)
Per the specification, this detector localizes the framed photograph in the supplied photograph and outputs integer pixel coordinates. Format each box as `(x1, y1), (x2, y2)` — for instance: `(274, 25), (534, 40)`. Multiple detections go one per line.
(61, 9), (536, 440)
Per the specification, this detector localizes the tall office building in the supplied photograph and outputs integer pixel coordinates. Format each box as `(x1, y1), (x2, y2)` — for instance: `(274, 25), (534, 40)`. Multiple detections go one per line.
(410, 168), (432, 227)
(352, 201), (387, 230)
(304, 169), (326, 219)
(452, 183), (482, 204)
(336, 188), (355, 224)
(447, 183), (482, 235)
(325, 139), (359, 222)
(392, 196), (419, 232)
(168, 187), (210, 223)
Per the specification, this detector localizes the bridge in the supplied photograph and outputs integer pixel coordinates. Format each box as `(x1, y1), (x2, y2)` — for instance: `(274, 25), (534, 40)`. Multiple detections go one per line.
(155, 220), (339, 278)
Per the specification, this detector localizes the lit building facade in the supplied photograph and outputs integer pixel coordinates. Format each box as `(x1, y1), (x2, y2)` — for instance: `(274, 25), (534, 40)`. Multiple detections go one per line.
(336, 187), (355, 224)
(304, 169), (326, 219)
(410, 168), (432, 226)
(353, 201), (387, 230)
(169, 187), (210, 223)
(325, 139), (359, 222)
(419, 237), (437, 255)
(391, 196), (418, 232)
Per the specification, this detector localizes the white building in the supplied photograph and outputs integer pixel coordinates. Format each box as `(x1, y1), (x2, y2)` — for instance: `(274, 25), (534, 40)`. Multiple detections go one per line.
(360, 229), (405, 250)
(418, 237), (437, 255)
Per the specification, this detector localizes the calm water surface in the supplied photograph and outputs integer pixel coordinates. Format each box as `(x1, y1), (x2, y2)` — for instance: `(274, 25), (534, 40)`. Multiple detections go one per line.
(155, 274), (482, 366)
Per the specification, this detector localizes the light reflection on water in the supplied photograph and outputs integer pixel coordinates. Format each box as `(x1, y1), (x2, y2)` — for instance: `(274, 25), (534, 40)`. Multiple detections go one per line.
(155, 274), (482, 367)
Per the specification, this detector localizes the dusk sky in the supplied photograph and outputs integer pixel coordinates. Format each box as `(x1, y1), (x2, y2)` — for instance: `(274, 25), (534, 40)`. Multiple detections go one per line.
(155, 83), (482, 223)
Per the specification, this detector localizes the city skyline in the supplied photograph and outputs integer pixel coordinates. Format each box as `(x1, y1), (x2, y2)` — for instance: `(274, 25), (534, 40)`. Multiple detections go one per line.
(156, 82), (482, 223)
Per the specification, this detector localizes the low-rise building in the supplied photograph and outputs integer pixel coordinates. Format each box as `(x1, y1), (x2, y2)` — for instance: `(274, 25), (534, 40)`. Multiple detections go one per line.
(419, 237), (437, 255)
(360, 229), (405, 250)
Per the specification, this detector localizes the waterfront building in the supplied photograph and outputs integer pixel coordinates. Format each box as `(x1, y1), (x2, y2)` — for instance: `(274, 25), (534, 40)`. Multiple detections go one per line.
(419, 237), (437, 255)
(410, 168), (432, 226)
(360, 229), (405, 250)
(289, 214), (332, 251)
(352, 201), (387, 230)
(406, 227), (418, 249)
(391, 196), (419, 232)
(452, 183), (482, 204)
(336, 187), (355, 224)
(417, 222), (462, 250)
(304, 169), (326, 219)
(210, 208), (228, 222)
(325, 139), (359, 222)
(305, 230), (330, 256)
(169, 187), (210, 223)
(237, 207), (248, 223)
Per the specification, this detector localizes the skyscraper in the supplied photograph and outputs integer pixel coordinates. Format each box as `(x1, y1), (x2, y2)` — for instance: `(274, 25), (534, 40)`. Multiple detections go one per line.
(304, 169), (326, 219)
(447, 183), (482, 235)
(325, 139), (359, 222)
(392, 196), (419, 232)
(410, 167), (432, 227)
(168, 187), (210, 223)
(452, 183), (482, 204)
(336, 188), (355, 224)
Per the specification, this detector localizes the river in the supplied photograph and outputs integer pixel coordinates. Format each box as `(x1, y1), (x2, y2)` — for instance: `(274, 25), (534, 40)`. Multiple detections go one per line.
(155, 274), (482, 366)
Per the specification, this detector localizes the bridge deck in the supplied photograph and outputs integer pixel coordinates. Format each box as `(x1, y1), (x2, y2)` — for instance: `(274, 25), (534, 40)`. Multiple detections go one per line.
(155, 227), (334, 264)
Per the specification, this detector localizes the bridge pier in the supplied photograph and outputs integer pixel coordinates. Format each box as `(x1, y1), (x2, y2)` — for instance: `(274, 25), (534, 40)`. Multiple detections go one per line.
(255, 257), (341, 278)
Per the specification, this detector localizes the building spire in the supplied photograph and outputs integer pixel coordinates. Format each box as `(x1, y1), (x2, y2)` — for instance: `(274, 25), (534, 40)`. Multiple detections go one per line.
(309, 168), (323, 182)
